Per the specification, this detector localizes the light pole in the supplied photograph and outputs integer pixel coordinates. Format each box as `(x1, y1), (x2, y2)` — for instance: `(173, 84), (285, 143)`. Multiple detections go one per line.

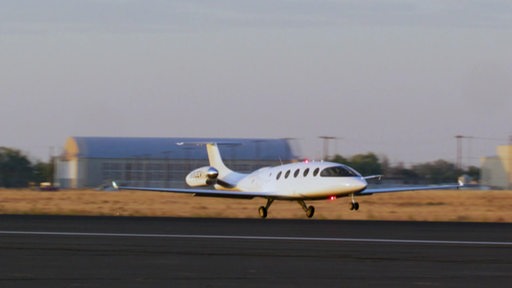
(455, 135), (473, 170)
(509, 135), (512, 190)
(319, 136), (336, 160)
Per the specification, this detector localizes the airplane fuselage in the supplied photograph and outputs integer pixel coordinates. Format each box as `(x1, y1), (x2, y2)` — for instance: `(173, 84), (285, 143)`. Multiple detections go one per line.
(215, 161), (368, 200)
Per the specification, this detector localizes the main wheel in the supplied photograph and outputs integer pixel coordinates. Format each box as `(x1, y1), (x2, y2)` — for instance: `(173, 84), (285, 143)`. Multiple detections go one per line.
(306, 206), (315, 218)
(258, 206), (268, 218)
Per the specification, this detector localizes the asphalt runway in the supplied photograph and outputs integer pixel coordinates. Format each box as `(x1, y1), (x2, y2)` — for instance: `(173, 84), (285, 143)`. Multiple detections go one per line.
(0, 215), (511, 287)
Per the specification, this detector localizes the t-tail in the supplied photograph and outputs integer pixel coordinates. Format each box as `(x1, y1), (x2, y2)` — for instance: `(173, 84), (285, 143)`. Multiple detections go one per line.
(206, 143), (234, 176)
(185, 143), (246, 190)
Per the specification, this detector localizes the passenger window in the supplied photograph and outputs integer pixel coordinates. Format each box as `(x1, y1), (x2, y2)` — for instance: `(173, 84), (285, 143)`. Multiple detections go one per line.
(285, 170), (291, 179)
(313, 168), (320, 176)
(294, 169), (300, 178)
(303, 168), (310, 177)
(276, 171), (282, 180)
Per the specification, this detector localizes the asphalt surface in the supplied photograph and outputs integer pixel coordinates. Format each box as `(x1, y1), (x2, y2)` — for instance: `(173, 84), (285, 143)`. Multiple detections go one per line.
(0, 215), (511, 287)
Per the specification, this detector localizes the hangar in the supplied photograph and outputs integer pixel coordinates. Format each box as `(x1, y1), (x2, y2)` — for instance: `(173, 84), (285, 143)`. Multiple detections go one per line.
(55, 137), (298, 189)
(480, 145), (512, 189)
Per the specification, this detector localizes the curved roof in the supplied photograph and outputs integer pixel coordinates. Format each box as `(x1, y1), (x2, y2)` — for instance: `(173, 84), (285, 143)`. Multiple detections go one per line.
(63, 137), (297, 161)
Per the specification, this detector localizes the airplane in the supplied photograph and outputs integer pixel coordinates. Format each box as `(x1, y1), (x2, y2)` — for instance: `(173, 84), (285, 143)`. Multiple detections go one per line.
(113, 143), (463, 218)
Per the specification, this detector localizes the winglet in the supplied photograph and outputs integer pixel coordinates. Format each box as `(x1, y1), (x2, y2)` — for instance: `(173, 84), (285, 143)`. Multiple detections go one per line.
(457, 175), (470, 187)
(364, 175), (382, 181)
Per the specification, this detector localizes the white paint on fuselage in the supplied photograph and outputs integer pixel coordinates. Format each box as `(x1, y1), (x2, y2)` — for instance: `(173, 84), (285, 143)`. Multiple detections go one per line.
(215, 161), (368, 200)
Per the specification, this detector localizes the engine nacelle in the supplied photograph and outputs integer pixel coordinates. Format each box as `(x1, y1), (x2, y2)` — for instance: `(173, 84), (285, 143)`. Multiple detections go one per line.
(185, 166), (219, 187)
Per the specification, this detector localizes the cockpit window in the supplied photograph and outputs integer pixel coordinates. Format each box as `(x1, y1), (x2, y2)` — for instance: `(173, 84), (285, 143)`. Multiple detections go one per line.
(320, 166), (360, 177)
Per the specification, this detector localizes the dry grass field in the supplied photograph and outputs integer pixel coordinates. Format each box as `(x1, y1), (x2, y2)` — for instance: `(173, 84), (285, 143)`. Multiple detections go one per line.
(0, 189), (511, 222)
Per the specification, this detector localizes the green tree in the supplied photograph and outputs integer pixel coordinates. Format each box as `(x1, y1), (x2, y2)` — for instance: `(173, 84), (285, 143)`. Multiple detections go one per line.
(411, 159), (462, 184)
(0, 147), (34, 188)
(349, 153), (382, 176)
(32, 161), (53, 184)
(329, 154), (349, 165)
(464, 166), (480, 181)
(329, 153), (382, 176)
(386, 162), (420, 184)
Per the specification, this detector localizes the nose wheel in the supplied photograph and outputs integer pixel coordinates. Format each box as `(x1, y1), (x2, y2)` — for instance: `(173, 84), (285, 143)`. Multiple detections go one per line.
(350, 202), (359, 211)
(350, 194), (360, 211)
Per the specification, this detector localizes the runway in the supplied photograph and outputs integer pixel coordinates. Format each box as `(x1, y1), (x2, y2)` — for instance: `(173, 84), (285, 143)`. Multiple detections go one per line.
(0, 215), (511, 287)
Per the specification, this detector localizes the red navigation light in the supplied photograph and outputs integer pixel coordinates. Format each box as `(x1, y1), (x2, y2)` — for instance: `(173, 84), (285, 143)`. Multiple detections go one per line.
(329, 196), (336, 201)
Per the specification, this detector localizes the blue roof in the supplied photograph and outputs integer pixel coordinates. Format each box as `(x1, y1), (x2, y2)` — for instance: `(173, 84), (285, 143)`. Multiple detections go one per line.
(70, 137), (296, 161)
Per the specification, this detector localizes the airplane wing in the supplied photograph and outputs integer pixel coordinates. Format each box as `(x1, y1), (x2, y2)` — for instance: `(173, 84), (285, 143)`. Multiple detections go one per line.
(113, 182), (278, 199)
(357, 184), (461, 196)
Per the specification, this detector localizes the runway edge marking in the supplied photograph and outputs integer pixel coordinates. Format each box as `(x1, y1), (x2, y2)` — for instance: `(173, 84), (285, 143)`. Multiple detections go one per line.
(1, 230), (511, 246)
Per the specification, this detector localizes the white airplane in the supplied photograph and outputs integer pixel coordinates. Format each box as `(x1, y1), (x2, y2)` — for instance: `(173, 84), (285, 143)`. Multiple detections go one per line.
(114, 143), (462, 218)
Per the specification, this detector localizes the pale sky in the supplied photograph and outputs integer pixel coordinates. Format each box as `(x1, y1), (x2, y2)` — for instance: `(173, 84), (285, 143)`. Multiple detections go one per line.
(1, 0), (511, 167)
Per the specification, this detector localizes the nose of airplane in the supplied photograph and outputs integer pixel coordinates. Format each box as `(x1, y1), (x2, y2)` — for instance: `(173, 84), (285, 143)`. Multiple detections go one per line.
(353, 177), (368, 191)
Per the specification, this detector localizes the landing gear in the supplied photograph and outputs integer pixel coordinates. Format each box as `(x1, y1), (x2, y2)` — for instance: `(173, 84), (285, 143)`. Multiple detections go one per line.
(298, 200), (315, 218)
(258, 198), (274, 219)
(258, 206), (267, 218)
(350, 202), (359, 211)
(350, 194), (360, 211)
(258, 199), (315, 219)
(306, 206), (315, 218)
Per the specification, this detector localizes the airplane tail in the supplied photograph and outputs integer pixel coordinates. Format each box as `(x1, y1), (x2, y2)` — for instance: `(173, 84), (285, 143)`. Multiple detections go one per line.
(206, 143), (234, 176)
(180, 142), (246, 189)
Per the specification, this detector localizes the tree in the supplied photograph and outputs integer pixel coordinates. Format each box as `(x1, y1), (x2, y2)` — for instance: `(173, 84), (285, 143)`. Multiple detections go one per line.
(465, 166), (480, 181)
(0, 147), (34, 188)
(32, 161), (53, 184)
(329, 153), (383, 176)
(329, 154), (349, 165)
(349, 153), (382, 176)
(411, 159), (463, 184)
(386, 162), (420, 184)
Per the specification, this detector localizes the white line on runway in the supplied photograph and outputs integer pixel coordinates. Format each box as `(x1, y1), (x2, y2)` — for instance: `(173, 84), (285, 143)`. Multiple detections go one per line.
(1, 230), (511, 246)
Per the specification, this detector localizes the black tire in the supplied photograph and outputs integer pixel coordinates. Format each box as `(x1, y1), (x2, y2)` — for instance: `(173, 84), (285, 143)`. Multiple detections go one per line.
(306, 206), (315, 218)
(258, 206), (267, 218)
(354, 202), (360, 211)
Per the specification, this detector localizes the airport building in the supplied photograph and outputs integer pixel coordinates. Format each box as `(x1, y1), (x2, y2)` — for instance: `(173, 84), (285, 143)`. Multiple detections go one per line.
(55, 137), (298, 189)
(480, 145), (512, 189)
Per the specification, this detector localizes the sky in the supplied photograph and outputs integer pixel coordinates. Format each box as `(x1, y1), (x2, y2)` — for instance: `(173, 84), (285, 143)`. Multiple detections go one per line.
(1, 0), (511, 167)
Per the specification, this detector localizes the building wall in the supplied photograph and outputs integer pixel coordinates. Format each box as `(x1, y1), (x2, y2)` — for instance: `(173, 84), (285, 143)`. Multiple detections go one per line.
(55, 159), (78, 188)
(88, 158), (285, 189)
(59, 157), (286, 189)
(55, 137), (297, 189)
(481, 157), (508, 189)
(480, 145), (512, 189)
